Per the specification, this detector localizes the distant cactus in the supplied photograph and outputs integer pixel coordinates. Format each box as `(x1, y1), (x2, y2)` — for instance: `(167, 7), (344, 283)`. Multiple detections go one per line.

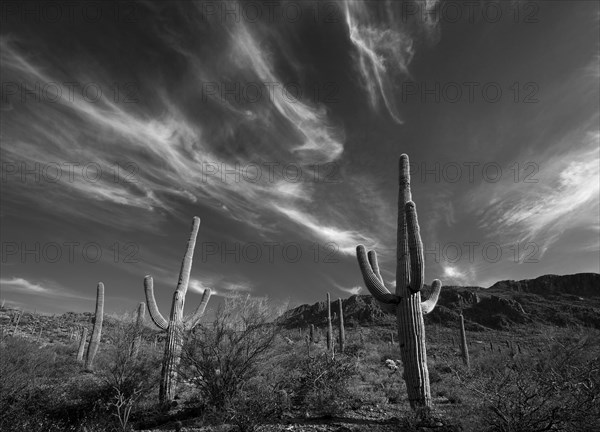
(144, 216), (212, 404)
(326, 293), (333, 351)
(309, 324), (315, 343)
(131, 302), (145, 358)
(77, 327), (88, 361)
(12, 310), (22, 336)
(459, 312), (470, 369)
(356, 154), (443, 411)
(85, 282), (104, 371)
(338, 298), (345, 353)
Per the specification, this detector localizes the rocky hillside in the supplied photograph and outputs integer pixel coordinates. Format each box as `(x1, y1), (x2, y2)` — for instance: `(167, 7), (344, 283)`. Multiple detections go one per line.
(0, 308), (162, 346)
(280, 273), (600, 331)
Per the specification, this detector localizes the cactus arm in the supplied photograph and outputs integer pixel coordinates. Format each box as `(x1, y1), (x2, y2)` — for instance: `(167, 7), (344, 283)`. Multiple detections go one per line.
(175, 216), (201, 298)
(356, 245), (401, 304)
(184, 288), (212, 330)
(367, 250), (384, 283)
(76, 327), (88, 361)
(144, 276), (168, 331)
(421, 279), (442, 315)
(366, 251), (398, 314)
(405, 201), (424, 293)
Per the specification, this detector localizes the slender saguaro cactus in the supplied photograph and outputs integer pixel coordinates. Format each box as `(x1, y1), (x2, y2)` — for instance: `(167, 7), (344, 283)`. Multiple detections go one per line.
(85, 282), (104, 371)
(77, 327), (88, 361)
(131, 302), (145, 358)
(356, 154), (443, 411)
(326, 293), (333, 351)
(12, 310), (22, 336)
(309, 324), (315, 343)
(338, 298), (345, 353)
(459, 312), (470, 369)
(144, 216), (212, 404)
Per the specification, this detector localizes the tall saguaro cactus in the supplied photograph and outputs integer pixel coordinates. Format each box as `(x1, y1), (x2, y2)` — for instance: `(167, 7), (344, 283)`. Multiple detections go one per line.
(459, 312), (470, 368)
(338, 298), (345, 353)
(356, 154), (443, 411)
(85, 282), (104, 371)
(131, 302), (145, 358)
(326, 293), (333, 351)
(144, 216), (212, 404)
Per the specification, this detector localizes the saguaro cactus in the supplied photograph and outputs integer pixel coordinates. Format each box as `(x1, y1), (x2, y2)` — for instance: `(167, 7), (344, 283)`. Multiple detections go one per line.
(85, 282), (104, 371)
(131, 302), (145, 358)
(338, 298), (345, 353)
(77, 327), (88, 361)
(144, 216), (212, 404)
(326, 293), (333, 351)
(459, 312), (470, 368)
(356, 153), (442, 411)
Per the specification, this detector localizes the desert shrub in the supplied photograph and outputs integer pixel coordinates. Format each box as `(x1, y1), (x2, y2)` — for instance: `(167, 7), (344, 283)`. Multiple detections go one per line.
(289, 352), (358, 415)
(99, 320), (161, 431)
(0, 337), (56, 428)
(181, 295), (279, 414)
(0, 337), (112, 431)
(481, 332), (600, 432)
(224, 378), (283, 432)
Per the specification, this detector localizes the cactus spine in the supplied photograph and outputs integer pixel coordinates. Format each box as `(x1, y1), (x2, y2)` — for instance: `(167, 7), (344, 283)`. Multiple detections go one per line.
(144, 216), (212, 404)
(131, 302), (145, 358)
(326, 293), (333, 351)
(338, 298), (345, 353)
(356, 154), (442, 411)
(85, 282), (104, 371)
(77, 327), (88, 361)
(459, 312), (470, 368)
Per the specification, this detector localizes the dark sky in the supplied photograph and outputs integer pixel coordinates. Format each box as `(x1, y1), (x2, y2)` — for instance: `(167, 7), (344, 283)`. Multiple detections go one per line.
(1, 0), (599, 315)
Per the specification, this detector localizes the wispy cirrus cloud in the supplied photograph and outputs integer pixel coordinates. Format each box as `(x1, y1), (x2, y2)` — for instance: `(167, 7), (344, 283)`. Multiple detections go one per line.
(343, 0), (440, 124)
(0, 277), (92, 300)
(0, 30), (344, 237)
(469, 130), (600, 257)
(189, 277), (252, 299)
(0, 277), (49, 294)
(275, 206), (375, 255)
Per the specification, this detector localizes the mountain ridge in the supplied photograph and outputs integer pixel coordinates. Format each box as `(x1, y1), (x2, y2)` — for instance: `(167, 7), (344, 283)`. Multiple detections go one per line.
(280, 273), (600, 331)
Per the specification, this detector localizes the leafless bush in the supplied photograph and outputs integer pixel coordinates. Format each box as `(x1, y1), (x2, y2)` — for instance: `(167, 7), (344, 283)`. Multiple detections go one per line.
(100, 318), (161, 431)
(181, 295), (279, 412)
(482, 333), (600, 432)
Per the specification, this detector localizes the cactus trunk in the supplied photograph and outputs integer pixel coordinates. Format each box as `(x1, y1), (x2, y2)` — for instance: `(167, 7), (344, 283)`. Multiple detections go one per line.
(326, 293), (332, 351)
(459, 312), (470, 368)
(144, 217), (212, 405)
(161, 291), (185, 403)
(85, 282), (104, 371)
(356, 154), (443, 412)
(338, 298), (345, 353)
(77, 327), (88, 361)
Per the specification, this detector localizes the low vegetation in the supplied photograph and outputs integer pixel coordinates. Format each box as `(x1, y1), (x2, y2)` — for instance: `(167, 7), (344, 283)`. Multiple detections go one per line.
(1, 299), (599, 431)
